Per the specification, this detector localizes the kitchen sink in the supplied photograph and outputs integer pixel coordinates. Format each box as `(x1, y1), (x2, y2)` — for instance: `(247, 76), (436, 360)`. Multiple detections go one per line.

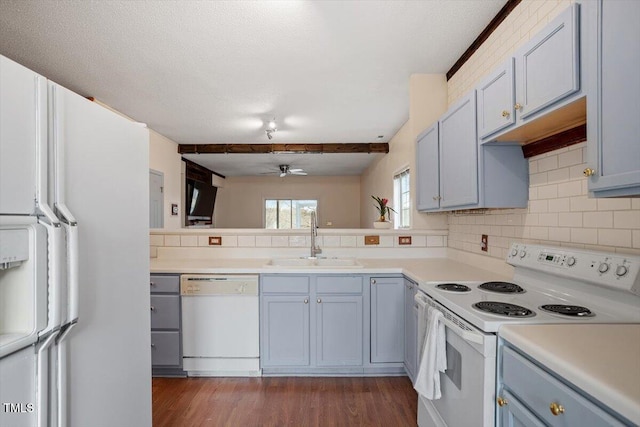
(265, 257), (363, 268)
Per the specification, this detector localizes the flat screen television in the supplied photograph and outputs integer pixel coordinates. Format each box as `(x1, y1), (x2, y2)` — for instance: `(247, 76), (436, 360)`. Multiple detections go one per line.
(185, 179), (217, 225)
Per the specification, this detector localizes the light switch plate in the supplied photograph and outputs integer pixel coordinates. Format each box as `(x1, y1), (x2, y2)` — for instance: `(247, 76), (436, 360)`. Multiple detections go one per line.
(209, 236), (222, 246)
(481, 234), (488, 252)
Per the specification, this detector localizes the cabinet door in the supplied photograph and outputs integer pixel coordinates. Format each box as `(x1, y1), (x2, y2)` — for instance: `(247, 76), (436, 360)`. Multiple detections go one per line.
(586, 0), (640, 196)
(498, 390), (546, 427)
(260, 295), (310, 367)
(477, 58), (516, 140)
(403, 280), (418, 381)
(151, 331), (181, 367)
(416, 122), (440, 211)
(315, 295), (363, 367)
(150, 295), (180, 329)
(515, 4), (580, 120)
(439, 92), (478, 209)
(0, 55), (47, 215)
(370, 277), (404, 363)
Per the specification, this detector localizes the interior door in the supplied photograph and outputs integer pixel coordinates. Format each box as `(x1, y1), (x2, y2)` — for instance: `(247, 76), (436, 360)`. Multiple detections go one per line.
(149, 170), (164, 228)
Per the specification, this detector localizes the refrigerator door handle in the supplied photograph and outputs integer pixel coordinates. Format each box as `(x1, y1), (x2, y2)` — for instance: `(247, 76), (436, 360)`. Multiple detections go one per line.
(38, 220), (63, 336)
(60, 215), (79, 323)
(36, 332), (58, 427)
(55, 322), (76, 427)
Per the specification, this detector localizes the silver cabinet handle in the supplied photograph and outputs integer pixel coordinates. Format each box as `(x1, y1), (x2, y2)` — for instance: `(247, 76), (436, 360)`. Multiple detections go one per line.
(150, 282), (155, 287)
(317, 298), (322, 303)
(371, 279), (376, 285)
(150, 306), (155, 311)
(151, 343), (155, 348)
(304, 298), (309, 304)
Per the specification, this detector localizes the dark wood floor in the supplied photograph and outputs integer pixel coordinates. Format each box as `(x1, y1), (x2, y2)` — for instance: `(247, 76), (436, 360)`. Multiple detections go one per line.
(152, 376), (418, 427)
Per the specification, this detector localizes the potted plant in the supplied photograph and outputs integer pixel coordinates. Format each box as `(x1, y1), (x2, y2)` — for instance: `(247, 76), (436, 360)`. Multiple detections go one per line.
(371, 195), (396, 229)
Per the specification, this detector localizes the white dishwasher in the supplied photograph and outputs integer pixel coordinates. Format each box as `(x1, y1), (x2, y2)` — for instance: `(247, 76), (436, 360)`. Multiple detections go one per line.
(181, 274), (261, 377)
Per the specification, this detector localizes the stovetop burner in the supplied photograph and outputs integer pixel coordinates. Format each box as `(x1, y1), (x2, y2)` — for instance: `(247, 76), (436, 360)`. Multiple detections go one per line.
(539, 304), (595, 317)
(478, 281), (525, 294)
(472, 301), (536, 318)
(436, 283), (472, 292)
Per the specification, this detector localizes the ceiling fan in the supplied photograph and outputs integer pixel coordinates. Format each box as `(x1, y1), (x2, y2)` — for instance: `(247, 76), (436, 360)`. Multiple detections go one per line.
(262, 164), (308, 177)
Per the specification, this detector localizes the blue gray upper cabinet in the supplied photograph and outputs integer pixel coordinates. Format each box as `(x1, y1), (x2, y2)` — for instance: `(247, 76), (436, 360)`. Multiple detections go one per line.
(584, 0), (640, 197)
(439, 92), (479, 209)
(416, 90), (528, 213)
(477, 4), (582, 143)
(514, 3), (580, 121)
(477, 58), (516, 139)
(416, 122), (440, 211)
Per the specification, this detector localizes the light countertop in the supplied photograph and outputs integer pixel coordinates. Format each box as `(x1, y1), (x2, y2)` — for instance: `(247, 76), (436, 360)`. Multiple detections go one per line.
(500, 324), (640, 424)
(149, 257), (510, 284)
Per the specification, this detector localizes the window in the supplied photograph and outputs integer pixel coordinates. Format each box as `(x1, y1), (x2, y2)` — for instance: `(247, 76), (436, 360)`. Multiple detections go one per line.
(265, 199), (318, 229)
(394, 169), (410, 228)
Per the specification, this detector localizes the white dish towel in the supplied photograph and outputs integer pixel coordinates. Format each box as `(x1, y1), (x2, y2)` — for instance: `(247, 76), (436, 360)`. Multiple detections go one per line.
(414, 304), (447, 400)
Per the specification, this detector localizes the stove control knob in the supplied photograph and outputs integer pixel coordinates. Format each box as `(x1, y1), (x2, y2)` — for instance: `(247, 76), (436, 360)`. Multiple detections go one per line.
(519, 250), (527, 259)
(566, 256), (576, 267)
(598, 262), (610, 274)
(615, 265), (629, 277)
(510, 248), (518, 257)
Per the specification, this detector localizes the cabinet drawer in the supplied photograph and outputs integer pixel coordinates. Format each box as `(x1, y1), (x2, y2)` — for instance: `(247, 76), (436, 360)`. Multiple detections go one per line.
(316, 276), (363, 294)
(151, 331), (180, 366)
(502, 346), (626, 426)
(261, 276), (310, 294)
(150, 274), (179, 293)
(150, 295), (180, 329)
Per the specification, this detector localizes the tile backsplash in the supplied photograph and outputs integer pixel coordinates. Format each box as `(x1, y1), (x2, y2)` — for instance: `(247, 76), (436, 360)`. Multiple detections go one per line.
(150, 229), (448, 259)
(448, 143), (640, 259)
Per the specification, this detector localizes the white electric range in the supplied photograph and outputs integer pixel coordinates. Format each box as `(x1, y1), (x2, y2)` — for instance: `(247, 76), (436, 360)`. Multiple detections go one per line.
(415, 243), (640, 427)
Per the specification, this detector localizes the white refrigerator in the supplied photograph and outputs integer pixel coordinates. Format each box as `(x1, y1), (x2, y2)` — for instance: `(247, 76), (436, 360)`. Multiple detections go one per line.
(0, 54), (152, 427)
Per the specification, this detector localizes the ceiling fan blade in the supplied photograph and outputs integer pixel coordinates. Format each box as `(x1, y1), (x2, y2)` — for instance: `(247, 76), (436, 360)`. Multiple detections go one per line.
(280, 172), (287, 178)
(291, 171), (307, 175)
(289, 168), (304, 172)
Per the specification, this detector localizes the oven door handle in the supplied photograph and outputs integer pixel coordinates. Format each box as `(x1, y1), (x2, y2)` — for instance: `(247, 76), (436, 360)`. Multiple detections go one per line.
(438, 315), (484, 345)
(414, 293), (484, 345)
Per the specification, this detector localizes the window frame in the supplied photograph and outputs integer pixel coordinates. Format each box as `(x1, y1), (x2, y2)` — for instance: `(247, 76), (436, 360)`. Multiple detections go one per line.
(264, 198), (318, 229)
(393, 167), (411, 229)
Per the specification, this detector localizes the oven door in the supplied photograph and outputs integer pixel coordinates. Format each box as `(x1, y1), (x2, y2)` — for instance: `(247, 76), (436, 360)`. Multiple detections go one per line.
(416, 293), (497, 427)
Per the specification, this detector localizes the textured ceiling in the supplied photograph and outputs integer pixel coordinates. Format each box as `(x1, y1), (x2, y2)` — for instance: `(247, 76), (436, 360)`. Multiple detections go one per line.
(0, 0), (505, 175)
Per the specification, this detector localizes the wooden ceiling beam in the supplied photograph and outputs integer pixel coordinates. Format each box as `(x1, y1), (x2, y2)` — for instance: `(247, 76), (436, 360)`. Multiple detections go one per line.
(178, 143), (389, 154)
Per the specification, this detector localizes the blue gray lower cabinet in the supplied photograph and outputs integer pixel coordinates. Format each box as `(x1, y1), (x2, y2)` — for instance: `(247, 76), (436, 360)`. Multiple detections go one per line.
(498, 341), (631, 427)
(403, 278), (418, 383)
(370, 277), (405, 363)
(260, 274), (405, 375)
(150, 274), (185, 377)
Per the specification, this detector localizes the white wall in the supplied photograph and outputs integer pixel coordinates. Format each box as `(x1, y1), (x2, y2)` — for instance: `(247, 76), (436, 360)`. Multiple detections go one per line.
(148, 130), (182, 229)
(360, 74), (448, 230)
(214, 175), (361, 228)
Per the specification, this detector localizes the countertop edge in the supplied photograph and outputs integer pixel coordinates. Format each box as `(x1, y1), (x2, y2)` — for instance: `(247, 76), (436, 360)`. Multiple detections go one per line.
(500, 324), (640, 425)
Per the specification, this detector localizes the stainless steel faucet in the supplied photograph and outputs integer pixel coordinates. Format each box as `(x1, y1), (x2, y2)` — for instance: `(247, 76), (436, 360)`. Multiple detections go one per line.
(310, 210), (322, 258)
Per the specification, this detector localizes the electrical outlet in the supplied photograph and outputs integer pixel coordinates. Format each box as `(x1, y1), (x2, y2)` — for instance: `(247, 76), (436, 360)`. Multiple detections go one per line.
(209, 236), (222, 246)
(398, 236), (412, 245)
(481, 234), (488, 252)
(364, 235), (380, 245)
